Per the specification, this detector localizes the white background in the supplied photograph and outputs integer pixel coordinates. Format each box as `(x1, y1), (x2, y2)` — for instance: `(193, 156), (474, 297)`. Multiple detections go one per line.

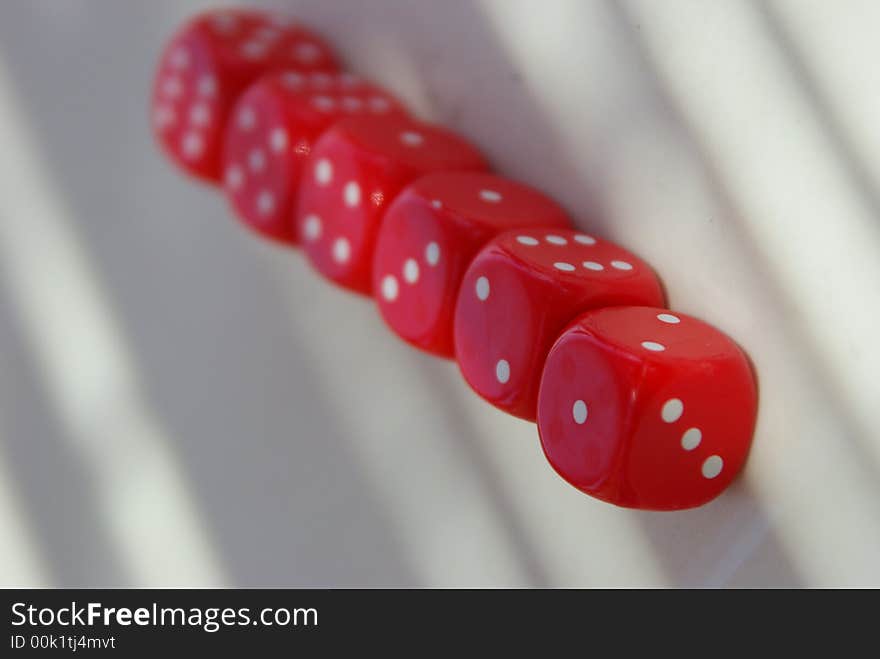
(0, 0), (878, 586)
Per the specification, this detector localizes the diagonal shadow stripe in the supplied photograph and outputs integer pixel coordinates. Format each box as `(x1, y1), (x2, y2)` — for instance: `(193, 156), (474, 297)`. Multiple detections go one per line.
(753, 0), (880, 228)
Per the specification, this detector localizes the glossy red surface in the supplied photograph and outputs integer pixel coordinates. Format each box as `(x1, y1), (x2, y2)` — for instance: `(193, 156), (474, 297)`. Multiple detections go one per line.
(454, 228), (665, 420)
(151, 8), (338, 182)
(222, 72), (405, 245)
(372, 172), (571, 357)
(296, 116), (488, 295)
(537, 306), (758, 510)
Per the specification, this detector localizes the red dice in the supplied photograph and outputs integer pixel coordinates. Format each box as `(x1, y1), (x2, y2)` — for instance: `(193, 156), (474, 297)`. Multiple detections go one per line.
(454, 228), (665, 420)
(296, 116), (488, 294)
(151, 8), (338, 182)
(537, 306), (757, 510)
(373, 172), (571, 357)
(222, 72), (405, 245)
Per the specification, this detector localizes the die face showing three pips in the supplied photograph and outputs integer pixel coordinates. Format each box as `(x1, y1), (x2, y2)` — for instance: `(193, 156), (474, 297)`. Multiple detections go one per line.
(222, 71), (405, 245)
(454, 228), (666, 421)
(537, 306), (757, 510)
(373, 172), (572, 357)
(296, 116), (489, 295)
(151, 8), (339, 182)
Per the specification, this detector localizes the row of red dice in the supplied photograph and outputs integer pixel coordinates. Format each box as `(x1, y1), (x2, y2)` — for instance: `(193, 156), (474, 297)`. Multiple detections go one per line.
(151, 8), (758, 511)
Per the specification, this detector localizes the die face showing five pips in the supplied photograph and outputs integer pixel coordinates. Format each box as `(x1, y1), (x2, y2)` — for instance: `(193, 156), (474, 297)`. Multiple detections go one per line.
(296, 116), (488, 295)
(153, 9), (759, 511)
(454, 228), (666, 421)
(151, 8), (339, 182)
(537, 306), (758, 510)
(222, 71), (405, 245)
(373, 172), (571, 357)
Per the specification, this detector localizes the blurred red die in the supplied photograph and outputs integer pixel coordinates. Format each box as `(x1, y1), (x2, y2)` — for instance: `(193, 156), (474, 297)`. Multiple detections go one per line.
(296, 116), (488, 294)
(222, 71), (405, 245)
(151, 8), (338, 182)
(454, 228), (665, 420)
(373, 172), (571, 357)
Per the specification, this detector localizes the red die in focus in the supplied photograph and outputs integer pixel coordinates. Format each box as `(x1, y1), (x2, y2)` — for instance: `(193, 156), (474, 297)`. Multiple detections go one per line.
(151, 8), (338, 182)
(454, 228), (665, 421)
(222, 72), (405, 245)
(373, 172), (571, 357)
(537, 306), (757, 510)
(296, 116), (488, 295)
